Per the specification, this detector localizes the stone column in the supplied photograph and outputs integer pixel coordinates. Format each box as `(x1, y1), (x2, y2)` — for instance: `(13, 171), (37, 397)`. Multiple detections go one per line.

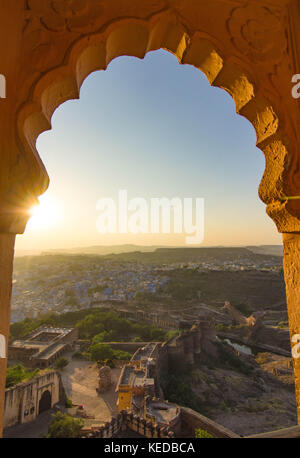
(282, 233), (300, 421)
(0, 3), (49, 437)
(0, 234), (15, 436)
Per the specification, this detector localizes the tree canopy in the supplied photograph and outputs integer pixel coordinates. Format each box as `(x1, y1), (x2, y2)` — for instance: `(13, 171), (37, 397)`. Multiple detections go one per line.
(47, 412), (83, 438)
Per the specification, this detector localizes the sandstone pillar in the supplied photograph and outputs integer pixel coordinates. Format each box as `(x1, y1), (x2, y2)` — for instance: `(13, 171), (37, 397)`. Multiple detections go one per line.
(283, 233), (300, 420)
(0, 234), (15, 436)
(0, 2), (49, 436)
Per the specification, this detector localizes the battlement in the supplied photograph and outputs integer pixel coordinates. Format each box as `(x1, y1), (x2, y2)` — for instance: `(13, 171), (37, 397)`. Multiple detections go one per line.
(80, 410), (176, 438)
(166, 320), (217, 372)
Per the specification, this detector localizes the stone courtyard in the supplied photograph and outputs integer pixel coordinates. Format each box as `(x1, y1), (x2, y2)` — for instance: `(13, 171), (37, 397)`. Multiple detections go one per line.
(60, 353), (121, 424)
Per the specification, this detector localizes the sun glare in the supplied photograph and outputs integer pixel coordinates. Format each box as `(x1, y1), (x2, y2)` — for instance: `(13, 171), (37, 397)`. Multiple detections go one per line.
(27, 195), (61, 230)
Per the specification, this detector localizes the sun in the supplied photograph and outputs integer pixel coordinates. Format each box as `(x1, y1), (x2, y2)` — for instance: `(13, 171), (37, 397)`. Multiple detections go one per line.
(27, 195), (61, 230)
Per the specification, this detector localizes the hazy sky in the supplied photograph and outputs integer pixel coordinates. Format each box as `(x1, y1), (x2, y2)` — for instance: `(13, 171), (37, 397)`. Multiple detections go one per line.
(15, 50), (282, 252)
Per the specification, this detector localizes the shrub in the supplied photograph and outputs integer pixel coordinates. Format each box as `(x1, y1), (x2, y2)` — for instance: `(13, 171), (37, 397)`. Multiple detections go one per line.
(72, 351), (86, 359)
(47, 412), (83, 438)
(103, 359), (115, 369)
(65, 398), (73, 408)
(215, 341), (253, 375)
(112, 349), (132, 361)
(195, 429), (214, 438)
(221, 401), (227, 411)
(55, 357), (69, 371)
(234, 303), (253, 317)
(162, 374), (209, 416)
(165, 329), (180, 340)
(132, 336), (143, 342)
(278, 321), (288, 328)
(6, 364), (39, 388)
(255, 353), (269, 365)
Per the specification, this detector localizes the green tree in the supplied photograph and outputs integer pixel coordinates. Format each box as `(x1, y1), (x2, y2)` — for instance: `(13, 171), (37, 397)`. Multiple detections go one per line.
(132, 336), (143, 342)
(47, 412), (83, 438)
(92, 331), (109, 344)
(150, 328), (166, 341)
(55, 357), (69, 371)
(6, 364), (39, 388)
(89, 343), (114, 361)
(76, 314), (105, 338)
(163, 374), (208, 415)
(166, 329), (180, 340)
(92, 329), (121, 343)
(112, 349), (132, 361)
(10, 318), (39, 339)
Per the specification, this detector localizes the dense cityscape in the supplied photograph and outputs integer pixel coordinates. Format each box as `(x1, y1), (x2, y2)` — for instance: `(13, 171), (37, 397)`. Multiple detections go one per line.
(11, 247), (282, 324)
(5, 245), (296, 439)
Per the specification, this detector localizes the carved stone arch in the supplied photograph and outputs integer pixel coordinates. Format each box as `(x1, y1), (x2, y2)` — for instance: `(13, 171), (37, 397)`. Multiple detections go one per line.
(3, 0), (300, 436)
(16, 11), (297, 233)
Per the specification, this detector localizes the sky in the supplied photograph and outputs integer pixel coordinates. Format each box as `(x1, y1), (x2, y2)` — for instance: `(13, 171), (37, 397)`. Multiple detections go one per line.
(15, 49), (282, 252)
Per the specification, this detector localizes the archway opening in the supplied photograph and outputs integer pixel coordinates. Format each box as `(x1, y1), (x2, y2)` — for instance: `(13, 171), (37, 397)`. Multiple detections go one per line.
(38, 390), (51, 415)
(12, 49), (294, 437)
(17, 50), (281, 252)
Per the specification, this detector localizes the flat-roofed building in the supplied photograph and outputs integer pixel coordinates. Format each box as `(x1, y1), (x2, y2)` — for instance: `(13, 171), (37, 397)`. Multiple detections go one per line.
(9, 327), (78, 368)
(116, 343), (157, 412)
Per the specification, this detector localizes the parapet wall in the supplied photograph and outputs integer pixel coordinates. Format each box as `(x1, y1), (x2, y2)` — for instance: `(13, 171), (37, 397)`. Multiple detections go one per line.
(81, 402), (239, 439)
(81, 410), (176, 438)
(180, 407), (240, 438)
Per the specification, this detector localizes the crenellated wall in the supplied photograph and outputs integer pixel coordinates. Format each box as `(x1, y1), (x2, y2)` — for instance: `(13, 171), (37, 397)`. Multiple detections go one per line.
(162, 320), (216, 375)
(80, 410), (176, 438)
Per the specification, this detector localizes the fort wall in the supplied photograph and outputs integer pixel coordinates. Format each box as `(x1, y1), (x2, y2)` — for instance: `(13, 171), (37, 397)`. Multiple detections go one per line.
(80, 406), (239, 438)
(180, 407), (240, 438)
(110, 320), (234, 438)
(3, 370), (63, 429)
(156, 320), (216, 376)
(80, 410), (176, 438)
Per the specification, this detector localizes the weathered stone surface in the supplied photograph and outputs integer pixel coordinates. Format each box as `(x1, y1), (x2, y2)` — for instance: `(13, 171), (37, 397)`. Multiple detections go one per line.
(98, 365), (112, 393)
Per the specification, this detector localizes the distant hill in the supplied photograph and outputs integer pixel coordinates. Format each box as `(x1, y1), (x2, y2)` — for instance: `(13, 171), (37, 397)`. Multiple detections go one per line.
(41, 244), (165, 256)
(14, 250), (42, 257)
(14, 244), (283, 259)
(99, 246), (282, 264)
(14, 245), (163, 257)
(246, 245), (283, 257)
